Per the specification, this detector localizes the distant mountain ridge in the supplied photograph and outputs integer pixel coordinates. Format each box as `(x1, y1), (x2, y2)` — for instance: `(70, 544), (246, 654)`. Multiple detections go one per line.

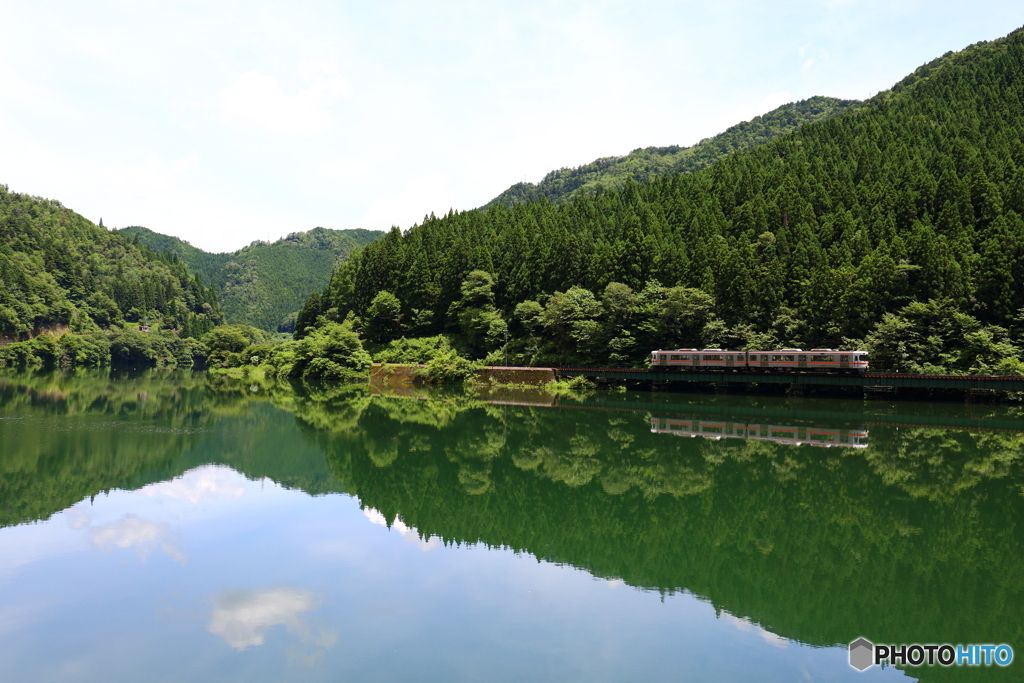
(119, 226), (382, 331)
(483, 96), (862, 209)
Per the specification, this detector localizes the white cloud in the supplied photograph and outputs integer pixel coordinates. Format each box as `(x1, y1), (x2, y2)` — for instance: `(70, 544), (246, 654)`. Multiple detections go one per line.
(363, 507), (389, 527)
(208, 587), (335, 651)
(213, 62), (350, 136)
(346, 171), (458, 233)
(798, 45), (830, 76)
(723, 613), (789, 649)
(65, 506), (91, 530)
(362, 507), (440, 551)
(141, 465), (246, 504)
(88, 514), (186, 562)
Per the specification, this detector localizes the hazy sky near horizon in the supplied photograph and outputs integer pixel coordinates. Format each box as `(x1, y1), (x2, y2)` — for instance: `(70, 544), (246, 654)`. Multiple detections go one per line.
(1, 1), (1020, 252)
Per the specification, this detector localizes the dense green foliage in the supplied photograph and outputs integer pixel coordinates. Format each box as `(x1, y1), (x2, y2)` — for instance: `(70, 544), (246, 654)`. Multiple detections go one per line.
(120, 225), (382, 331)
(303, 28), (1024, 373)
(0, 186), (222, 341)
(483, 96), (861, 209)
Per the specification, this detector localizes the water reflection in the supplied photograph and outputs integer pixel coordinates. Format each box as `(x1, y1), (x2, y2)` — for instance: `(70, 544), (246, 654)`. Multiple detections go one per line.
(208, 587), (335, 654)
(2, 371), (1024, 681)
(650, 416), (870, 447)
(363, 507), (443, 552)
(87, 514), (186, 563)
(142, 465), (247, 504)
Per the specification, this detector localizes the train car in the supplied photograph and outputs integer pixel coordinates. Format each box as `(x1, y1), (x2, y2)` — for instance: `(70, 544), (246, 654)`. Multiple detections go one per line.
(649, 348), (749, 369)
(650, 417), (869, 448)
(650, 348), (870, 373)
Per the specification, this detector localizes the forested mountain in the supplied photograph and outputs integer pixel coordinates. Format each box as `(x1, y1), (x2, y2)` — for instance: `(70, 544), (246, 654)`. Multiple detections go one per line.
(120, 226), (382, 331)
(0, 186), (222, 341)
(299, 26), (1024, 374)
(483, 96), (861, 209)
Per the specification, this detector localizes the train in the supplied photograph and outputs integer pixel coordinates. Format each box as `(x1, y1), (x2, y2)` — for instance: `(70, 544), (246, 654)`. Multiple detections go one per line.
(650, 348), (870, 373)
(650, 417), (869, 448)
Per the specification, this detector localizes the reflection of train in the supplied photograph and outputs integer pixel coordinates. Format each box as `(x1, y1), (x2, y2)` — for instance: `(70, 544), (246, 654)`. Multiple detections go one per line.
(650, 417), (869, 448)
(650, 348), (870, 373)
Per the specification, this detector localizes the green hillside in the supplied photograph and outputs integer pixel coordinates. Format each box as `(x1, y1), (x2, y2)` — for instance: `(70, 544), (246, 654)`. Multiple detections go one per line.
(483, 96), (862, 209)
(120, 226), (382, 331)
(302, 26), (1024, 374)
(0, 185), (222, 341)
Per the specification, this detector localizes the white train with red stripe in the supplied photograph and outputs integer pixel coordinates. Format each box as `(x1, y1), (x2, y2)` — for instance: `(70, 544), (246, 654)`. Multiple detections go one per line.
(650, 348), (870, 373)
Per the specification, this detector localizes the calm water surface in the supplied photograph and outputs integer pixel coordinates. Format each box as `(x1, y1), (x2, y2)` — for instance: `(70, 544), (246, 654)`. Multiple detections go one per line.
(2, 371), (1023, 682)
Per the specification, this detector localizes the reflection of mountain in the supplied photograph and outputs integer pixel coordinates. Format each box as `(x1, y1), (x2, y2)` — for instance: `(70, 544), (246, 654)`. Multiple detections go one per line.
(650, 416), (869, 448)
(0, 371), (346, 527)
(302, 394), (1024, 683)
(3, 372), (1024, 681)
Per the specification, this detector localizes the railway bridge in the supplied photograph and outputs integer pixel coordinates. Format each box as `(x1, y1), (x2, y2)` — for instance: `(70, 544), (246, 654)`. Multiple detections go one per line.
(552, 367), (1024, 398)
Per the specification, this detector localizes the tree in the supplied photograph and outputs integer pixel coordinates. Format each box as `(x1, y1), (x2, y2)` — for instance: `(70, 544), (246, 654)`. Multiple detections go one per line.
(364, 291), (403, 343)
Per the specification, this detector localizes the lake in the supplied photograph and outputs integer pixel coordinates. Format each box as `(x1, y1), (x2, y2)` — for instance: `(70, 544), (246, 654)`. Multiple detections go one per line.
(1, 370), (1022, 682)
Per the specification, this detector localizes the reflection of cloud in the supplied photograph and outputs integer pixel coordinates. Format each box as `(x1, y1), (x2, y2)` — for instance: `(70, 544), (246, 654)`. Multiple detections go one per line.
(723, 614), (789, 649)
(141, 465), (245, 504)
(65, 505), (91, 530)
(362, 507), (440, 552)
(88, 514), (186, 562)
(208, 588), (337, 657)
(363, 507), (389, 527)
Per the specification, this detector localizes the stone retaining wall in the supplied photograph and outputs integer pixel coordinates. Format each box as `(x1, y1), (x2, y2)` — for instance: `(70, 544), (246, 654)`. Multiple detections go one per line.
(479, 366), (556, 386)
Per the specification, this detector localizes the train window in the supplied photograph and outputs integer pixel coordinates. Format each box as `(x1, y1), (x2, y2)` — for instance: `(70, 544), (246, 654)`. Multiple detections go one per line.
(858, 355), (869, 362)
(799, 355), (807, 361)
(771, 355), (795, 362)
(749, 355), (757, 361)
(704, 354), (723, 361)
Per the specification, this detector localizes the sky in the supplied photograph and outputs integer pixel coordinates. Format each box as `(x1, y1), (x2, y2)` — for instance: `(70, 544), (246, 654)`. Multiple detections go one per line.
(0, 1), (1021, 253)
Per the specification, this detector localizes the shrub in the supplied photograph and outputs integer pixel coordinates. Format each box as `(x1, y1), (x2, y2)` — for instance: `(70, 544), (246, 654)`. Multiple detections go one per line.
(417, 348), (483, 383)
(289, 322), (372, 381)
